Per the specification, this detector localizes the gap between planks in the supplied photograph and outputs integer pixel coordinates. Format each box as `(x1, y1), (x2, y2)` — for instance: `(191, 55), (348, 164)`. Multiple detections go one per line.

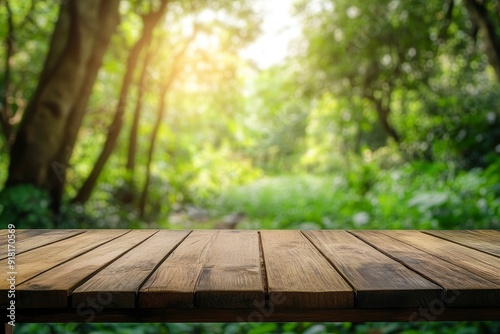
(71, 230), (193, 309)
(300, 230), (358, 305)
(0, 230), (132, 290)
(257, 231), (270, 307)
(133, 230), (193, 308)
(305, 230), (442, 308)
(377, 231), (500, 286)
(345, 230), (448, 291)
(139, 230), (266, 309)
(17, 230), (159, 308)
(422, 230), (500, 258)
(0, 229), (85, 260)
(350, 231), (500, 307)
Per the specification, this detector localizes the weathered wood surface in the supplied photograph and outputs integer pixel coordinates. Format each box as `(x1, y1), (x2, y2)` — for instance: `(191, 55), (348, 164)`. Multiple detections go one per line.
(73, 230), (190, 308)
(424, 230), (500, 257)
(17, 230), (156, 308)
(260, 230), (353, 308)
(379, 230), (500, 286)
(0, 230), (128, 290)
(352, 231), (500, 307)
(0, 229), (84, 260)
(193, 230), (265, 308)
(140, 230), (266, 309)
(303, 230), (441, 308)
(1, 229), (499, 322)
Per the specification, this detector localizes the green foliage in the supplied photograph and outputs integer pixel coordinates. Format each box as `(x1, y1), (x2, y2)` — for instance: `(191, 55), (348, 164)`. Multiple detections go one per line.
(14, 321), (500, 334)
(417, 82), (500, 167)
(0, 184), (53, 228)
(0, 0), (59, 133)
(293, 0), (499, 168)
(211, 159), (500, 230)
(3, 0), (500, 333)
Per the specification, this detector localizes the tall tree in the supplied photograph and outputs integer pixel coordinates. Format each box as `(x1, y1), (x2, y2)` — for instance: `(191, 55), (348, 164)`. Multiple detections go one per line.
(0, 0), (15, 145)
(462, 0), (500, 81)
(0, 0), (43, 147)
(5, 0), (120, 211)
(126, 46), (154, 174)
(72, 0), (169, 205)
(138, 28), (197, 217)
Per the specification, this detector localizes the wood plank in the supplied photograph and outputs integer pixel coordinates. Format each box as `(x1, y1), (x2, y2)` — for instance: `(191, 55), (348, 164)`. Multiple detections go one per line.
(0, 228), (498, 322)
(352, 230), (500, 307)
(382, 231), (500, 286)
(2, 229), (47, 236)
(16, 230), (156, 308)
(424, 230), (500, 257)
(303, 230), (442, 308)
(0, 229), (39, 239)
(0, 229), (85, 260)
(0, 230), (128, 289)
(71, 230), (190, 308)
(13, 307), (500, 323)
(260, 230), (353, 309)
(0, 229), (50, 243)
(139, 230), (218, 308)
(195, 230), (265, 308)
(0, 229), (11, 240)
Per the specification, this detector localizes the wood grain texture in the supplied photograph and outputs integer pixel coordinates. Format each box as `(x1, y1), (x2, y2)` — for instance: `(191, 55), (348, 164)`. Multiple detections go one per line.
(2, 229), (500, 323)
(383, 231), (500, 286)
(3, 229), (84, 240)
(424, 230), (500, 257)
(260, 230), (353, 309)
(0, 228), (27, 239)
(0, 228), (32, 238)
(0, 229), (84, 260)
(352, 230), (500, 307)
(16, 230), (155, 308)
(139, 230), (217, 308)
(0, 229), (51, 247)
(0, 230), (128, 291)
(72, 230), (190, 308)
(195, 230), (265, 308)
(304, 230), (442, 308)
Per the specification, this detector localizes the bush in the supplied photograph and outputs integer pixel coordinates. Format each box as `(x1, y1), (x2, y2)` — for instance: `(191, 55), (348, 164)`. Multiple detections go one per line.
(0, 184), (53, 228)
(209, 161), (500, 230)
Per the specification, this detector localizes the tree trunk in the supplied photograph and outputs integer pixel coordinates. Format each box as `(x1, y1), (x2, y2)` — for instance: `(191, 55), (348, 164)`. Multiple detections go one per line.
(5, 0), (120, 211)
(126, 47), (154, 173)
(365, 93), (401, 144)
(463, 0), (500, 81)
(138, 89), (167, 218)
(138, 31), (197, 217)
(0, 0), (15, 146)
(72, 1), (169, 205)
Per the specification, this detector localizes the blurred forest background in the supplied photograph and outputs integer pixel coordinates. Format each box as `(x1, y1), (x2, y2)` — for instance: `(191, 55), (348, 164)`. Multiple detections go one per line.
(1, 0), (500, 333)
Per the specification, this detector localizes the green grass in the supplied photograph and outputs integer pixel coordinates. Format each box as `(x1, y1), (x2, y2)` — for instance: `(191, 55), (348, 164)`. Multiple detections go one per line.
(209, 161), (500, 230)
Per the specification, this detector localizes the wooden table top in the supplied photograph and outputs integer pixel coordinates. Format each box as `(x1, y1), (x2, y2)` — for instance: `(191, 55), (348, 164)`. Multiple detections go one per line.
(1, 229), (500, 323)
